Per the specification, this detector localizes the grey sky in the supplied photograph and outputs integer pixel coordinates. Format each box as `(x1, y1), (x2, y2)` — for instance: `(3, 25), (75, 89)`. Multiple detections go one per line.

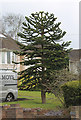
(1, 0), (80, 49)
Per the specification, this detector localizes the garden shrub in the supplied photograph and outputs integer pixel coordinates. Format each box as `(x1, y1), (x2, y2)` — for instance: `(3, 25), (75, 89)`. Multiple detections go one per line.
(61, 80), (81, 107)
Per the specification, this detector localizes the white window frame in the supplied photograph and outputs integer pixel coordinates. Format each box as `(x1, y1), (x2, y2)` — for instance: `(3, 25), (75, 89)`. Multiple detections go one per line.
(2, 52), (6, 64)
(0, 51), (16, 64)
(12, 52), (17, 62)
(7, 51), (11, 64)
(5, 52), (7, 64)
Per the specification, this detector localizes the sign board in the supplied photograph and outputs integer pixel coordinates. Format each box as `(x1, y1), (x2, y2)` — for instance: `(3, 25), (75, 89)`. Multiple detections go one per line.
(0, 71), (17, 85)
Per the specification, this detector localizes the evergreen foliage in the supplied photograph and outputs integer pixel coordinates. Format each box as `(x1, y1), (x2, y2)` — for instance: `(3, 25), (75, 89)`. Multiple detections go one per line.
(62, 80), (81, 107)
(14, 11), (71, 103)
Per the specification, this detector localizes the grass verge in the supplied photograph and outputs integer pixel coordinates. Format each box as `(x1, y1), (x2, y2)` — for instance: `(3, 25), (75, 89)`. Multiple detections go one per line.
(2, 90), (63, 110)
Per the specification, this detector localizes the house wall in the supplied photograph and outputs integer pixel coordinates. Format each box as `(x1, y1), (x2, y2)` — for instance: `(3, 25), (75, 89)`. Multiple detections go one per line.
(69, 60), (81, 76)
(0, 54), (27, 73)
(20, 56), (26, 72)
(69, 49), (81, 77)
(0, 51), (21, 72)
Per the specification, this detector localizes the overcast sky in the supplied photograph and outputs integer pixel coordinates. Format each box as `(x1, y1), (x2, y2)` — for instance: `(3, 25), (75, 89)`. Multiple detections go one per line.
(0, 0), (80, 49)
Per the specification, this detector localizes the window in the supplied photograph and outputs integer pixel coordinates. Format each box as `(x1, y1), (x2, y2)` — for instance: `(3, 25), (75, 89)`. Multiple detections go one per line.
(2, 52), (5, 64)
(7, 52), (11, 64)
(12, 53), (16, 62)
(0, 51), (16, 64)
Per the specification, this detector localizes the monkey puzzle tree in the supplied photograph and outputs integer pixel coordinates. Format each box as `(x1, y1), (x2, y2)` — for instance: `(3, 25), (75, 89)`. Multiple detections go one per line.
(15, 11), (71, 104)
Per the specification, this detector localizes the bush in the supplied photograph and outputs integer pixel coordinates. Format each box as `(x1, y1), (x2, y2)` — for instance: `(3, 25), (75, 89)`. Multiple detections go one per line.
(61, 80), (81, 107)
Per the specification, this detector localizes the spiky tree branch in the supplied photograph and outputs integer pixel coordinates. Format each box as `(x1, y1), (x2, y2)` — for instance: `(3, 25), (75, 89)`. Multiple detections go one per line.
(14, 11), (71, 104)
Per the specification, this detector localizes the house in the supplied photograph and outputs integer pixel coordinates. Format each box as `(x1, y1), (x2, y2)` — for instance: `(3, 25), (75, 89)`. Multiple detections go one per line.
(1, 33), (80, 76)
(69, 49), (81, 76)
(0, 33), (25, 72)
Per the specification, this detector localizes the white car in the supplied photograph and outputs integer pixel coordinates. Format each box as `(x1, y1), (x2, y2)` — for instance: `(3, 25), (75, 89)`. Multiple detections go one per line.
(0, 70), (18, 102)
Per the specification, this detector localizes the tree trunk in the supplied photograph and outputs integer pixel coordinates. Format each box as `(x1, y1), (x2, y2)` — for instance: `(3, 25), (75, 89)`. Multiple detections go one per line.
(41, 90), (46, 104)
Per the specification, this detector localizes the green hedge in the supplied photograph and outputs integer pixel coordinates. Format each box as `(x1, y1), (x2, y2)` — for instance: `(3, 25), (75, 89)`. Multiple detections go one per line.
(61, 80), (81, 107)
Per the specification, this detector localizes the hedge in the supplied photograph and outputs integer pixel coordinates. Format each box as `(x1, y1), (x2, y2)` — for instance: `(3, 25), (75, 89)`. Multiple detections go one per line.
(61, 80), (81, 107)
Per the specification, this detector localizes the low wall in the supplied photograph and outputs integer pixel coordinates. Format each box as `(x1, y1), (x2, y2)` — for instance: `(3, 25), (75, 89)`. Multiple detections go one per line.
(70, 106), (81, 120)
(0, 104), (49, 119)
(1, 104), (80, 120)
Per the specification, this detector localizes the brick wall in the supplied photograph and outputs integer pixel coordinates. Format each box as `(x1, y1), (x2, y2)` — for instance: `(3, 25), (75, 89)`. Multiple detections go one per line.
(1, 104), (75, 119)
(70, 106), (81, 119)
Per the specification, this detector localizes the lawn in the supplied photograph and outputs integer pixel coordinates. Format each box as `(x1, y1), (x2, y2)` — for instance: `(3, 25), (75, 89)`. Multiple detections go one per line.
(2, 90), (63, 110)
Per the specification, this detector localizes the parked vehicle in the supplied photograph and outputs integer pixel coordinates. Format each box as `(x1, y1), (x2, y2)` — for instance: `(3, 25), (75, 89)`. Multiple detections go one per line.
(0, 70), (18, 102)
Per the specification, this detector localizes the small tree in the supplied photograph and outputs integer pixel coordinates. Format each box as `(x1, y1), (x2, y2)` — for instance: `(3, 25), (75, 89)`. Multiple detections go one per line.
(42, 69), (78, 106)
(0, 13), (24, 40)
(15, 11), (71, 104)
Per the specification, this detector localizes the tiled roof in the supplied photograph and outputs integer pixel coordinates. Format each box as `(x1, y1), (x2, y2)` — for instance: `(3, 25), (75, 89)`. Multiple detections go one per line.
(69, 49), (81, 61)
(0, 33), (21, 51)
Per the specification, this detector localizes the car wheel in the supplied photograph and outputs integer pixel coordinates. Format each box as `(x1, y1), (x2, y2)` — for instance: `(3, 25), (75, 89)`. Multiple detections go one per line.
(6, 93), (14, 102)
